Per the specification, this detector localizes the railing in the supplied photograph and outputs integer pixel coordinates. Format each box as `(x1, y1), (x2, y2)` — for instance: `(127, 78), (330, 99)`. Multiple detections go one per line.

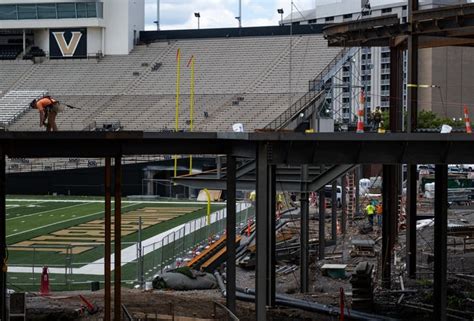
(141, 203), (252, 281)
(264, 47), (352, 130)
(122, 304), (135, 321)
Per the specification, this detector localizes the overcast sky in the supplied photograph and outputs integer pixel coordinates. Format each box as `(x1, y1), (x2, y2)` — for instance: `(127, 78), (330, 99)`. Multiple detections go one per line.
(145, 0), (400, 30)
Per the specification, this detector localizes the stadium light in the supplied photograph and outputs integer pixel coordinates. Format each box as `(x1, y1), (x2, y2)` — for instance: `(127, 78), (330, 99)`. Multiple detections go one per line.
(277, 8), (284, 25)
(194, 12), (201, 29)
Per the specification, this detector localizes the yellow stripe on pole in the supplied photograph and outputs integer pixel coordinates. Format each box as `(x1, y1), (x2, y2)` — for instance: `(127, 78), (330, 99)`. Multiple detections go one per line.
(174, 48), (181, 178)
(407, 83), (436, 88)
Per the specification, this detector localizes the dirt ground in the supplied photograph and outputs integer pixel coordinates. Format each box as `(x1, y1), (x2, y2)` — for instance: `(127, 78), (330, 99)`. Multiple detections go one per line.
(19, 205), (474, 321)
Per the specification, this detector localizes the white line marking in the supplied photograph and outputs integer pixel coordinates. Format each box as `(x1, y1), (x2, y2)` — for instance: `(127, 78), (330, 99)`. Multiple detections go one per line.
(8, 199), (225, 205)
(7, 204), (137, 238)
(7, 203), (91, 221)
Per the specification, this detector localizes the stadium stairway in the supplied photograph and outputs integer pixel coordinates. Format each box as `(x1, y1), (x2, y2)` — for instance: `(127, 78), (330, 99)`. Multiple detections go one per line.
(0, 90), (46, 127)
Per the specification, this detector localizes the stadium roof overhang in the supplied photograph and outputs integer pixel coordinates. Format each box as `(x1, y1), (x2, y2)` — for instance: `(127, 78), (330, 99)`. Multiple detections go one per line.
(323, 3), (474, 48)
(2, 132), (474, 165)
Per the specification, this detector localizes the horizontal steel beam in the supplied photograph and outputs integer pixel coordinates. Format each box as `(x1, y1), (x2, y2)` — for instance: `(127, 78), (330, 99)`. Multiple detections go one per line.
(1, 132), (474, 165)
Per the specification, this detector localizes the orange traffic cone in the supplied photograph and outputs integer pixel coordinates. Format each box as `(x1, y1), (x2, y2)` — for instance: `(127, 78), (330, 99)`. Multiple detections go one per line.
(464, 105), (472, 134)
(40, 266), (50, 296)
(356, 109), (364, 133)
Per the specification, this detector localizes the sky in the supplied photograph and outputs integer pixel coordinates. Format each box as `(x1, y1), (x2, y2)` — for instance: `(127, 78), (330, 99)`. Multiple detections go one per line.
(144, 0), (398, 31)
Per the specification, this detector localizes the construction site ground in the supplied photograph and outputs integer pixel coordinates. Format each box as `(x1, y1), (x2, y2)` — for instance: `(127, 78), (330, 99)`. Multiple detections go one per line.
(18, 204), (474, 321)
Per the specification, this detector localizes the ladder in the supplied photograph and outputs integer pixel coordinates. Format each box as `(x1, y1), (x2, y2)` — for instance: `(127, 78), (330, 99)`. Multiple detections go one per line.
(346, 171), (356, 226)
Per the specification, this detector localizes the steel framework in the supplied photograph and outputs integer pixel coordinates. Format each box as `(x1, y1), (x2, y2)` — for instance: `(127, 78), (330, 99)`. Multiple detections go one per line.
(0, 131), (470, 321)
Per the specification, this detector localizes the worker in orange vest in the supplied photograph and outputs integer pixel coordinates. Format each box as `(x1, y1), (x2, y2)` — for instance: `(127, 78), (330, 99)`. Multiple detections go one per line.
(30, 96), (64, 131)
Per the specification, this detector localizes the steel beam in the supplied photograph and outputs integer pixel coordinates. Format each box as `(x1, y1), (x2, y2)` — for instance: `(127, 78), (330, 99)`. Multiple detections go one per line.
(104, 157), (112, 321)
(300, 165), (309, 293)
(434, 164), (448, 321)
(256, 142), (269, 320)
(382, 165), (398, 288)
(407, 0), (419, 133)
(0, 149), (6, 321)
(114, 156), (122, 321)
(406, 164), (417, 278)
(226, 155), (236, 313)
(341, 174), (347, 234)
(331, 180), (337, 241)
(268, 165), (276, 307)
(318, 189), (325, 260)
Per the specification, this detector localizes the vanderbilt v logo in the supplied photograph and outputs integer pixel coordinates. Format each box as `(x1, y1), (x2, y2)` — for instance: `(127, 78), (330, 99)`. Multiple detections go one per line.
(53, 32), (83, 57)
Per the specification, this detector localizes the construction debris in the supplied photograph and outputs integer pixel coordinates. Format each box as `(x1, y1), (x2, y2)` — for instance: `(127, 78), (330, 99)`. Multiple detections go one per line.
(350, 262), (374, 311)
(152, 267), (217, 291)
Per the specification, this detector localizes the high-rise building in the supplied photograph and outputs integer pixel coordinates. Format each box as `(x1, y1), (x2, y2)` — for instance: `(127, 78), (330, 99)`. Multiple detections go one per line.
(283, 0), (471, 123)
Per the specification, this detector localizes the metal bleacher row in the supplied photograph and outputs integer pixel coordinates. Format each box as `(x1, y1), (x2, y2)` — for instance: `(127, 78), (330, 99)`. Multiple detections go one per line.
(3, 34), (340, 132)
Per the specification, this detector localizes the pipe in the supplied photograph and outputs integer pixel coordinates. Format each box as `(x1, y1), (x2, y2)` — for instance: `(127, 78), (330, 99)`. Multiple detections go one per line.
(214, 272), (399, 321)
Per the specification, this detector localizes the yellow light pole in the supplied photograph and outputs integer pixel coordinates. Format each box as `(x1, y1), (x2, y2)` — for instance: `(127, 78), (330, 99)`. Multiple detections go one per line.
(187, 55), (195, 174)
(174, 48), (181, 178)
(203, 188), (211, 225)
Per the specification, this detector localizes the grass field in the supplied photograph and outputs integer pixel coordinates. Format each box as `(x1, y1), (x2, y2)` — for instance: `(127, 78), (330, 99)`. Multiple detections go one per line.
(5, 196), (228, 291)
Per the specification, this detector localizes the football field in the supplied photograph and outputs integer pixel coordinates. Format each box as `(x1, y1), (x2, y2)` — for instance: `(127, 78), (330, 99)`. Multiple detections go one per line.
(5, 196), (229, 291)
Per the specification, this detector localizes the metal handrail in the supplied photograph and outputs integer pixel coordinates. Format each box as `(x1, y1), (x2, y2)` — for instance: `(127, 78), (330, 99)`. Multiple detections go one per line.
(264, 47), (351, 130)
(213, 301), (240, 321)
(122, 304), (134, 321)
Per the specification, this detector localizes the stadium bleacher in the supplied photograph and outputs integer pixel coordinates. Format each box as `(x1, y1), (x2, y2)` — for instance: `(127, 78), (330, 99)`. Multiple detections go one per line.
(3, 33), (340, 132)
(0, 90), (46, 126)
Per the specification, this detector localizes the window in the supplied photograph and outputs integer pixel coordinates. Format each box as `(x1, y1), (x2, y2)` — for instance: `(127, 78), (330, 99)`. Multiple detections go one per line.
(343, 14), (352, 19)
(57, 3), (76, 18)
(37, 4), (56, 19)
(362, 11), (371, 16)
(0, 3), (103, 20)
(76, 3), (87, 18)
(325, 16), (334, 22)
(308, 19), (316, 24)
(381, 8), (392, 13)
(0, 5), (17, 20)
(86, 3), (97, 17)
(17, 5), (36, 19)
(402, 5), (407, 10)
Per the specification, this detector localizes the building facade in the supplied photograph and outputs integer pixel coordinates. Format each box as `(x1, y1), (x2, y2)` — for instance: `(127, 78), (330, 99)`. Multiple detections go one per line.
(284, 0), (472, 123)
(0, 0), (145, 56)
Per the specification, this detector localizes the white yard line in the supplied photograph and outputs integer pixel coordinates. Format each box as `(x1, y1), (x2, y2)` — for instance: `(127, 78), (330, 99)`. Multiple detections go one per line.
(7, 204), (137, 238)
(7, 203), (91, 221)
(8, 203), (251, 275)
(8, 199), (225, 205)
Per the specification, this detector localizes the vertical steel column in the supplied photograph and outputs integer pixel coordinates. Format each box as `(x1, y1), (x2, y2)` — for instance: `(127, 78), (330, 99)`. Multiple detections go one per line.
(390, 45), (404, 133)
(226, 155), (236, 314)
(406, 164), (417, 278)
(268, 165), (276, 307)
(406, 0), (419, 279)
(331, 180), (337, 241)
(354, 167), (360, 218)
(407, 0), (419, 133)
(300, 165), (309, 293)
(341, 174), (347, 234)
(434, 165), (448, 321)
(318, 189), (325, 260)
(104, 157), (112, 321)
(382, 165), (397, 288)
(255, 143), (269, 321)
(0, 149), (6, 321)
(114, 156), (122, 321)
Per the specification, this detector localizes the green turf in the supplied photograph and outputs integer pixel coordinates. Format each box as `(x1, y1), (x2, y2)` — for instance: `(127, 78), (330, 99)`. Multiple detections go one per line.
(5, 196), (243, 291)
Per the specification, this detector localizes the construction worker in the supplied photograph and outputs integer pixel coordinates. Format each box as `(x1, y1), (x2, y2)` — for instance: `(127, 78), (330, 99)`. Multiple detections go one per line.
(30, 96), (64, 132)
(372, 106), (382, 131)
(376, 202), (383, 226)
(276, 192), (284, 211)
(365, 201), (376, 226)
